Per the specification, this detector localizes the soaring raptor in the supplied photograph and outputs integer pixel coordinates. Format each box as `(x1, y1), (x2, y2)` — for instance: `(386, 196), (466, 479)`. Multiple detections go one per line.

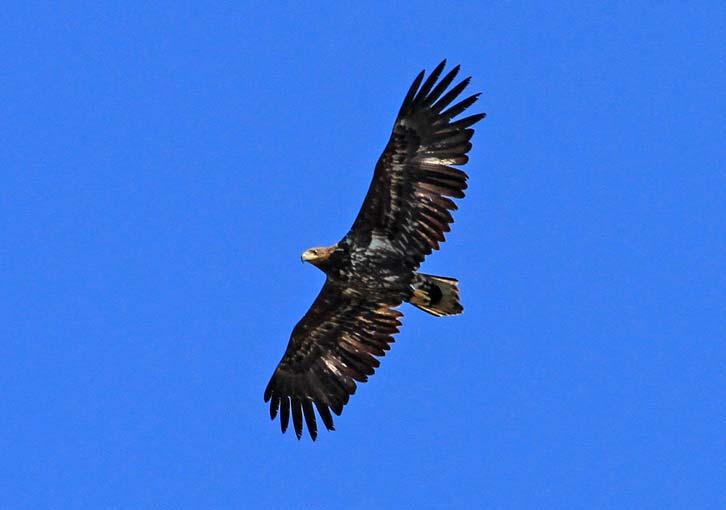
(264, 61), (485, 439)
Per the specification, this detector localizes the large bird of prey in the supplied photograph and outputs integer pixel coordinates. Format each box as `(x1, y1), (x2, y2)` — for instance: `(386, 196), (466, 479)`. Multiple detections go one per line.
(264, 61), (485, 440)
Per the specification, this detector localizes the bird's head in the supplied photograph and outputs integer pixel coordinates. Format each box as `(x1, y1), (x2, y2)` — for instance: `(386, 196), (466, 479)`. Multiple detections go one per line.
(301, 245), (338, 268)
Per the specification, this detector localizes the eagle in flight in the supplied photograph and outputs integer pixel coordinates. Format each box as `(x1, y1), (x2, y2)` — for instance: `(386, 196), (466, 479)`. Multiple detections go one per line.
(264, 61), (485, 439)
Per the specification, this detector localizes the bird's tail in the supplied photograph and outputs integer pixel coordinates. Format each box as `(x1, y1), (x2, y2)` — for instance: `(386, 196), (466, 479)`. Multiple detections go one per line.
(409, 273), (463, 317)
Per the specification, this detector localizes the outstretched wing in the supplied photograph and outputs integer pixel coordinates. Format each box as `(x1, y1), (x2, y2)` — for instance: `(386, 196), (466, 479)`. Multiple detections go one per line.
(264, 282), (402, 440)
(346, 60), (485, 270)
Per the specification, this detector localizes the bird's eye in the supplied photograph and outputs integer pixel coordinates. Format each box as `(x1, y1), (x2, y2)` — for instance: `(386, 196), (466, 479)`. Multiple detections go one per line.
(312, 249), (318, 254)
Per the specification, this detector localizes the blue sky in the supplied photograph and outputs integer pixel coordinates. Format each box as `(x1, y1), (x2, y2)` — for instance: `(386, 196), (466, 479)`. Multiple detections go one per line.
(2, 2), (724, 508)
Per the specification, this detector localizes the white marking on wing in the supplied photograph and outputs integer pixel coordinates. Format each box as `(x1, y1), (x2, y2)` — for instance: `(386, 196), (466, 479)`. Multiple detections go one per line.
(418, 157), (459, 165)
(323, 357), (341, 376)
(368, 231), (391, 251)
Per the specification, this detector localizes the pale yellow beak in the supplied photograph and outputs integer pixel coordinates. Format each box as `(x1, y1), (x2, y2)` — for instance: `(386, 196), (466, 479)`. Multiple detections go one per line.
(301, 250), (317, 263)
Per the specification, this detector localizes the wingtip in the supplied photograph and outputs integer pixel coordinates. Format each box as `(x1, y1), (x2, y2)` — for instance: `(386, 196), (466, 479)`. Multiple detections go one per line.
(269, 396), (279, 420)
(263, 379), (273, 402)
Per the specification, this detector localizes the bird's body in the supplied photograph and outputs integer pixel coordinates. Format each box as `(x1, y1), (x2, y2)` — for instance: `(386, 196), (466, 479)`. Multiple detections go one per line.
(303, 241), (411, 296)
(264, 61), (485, 439)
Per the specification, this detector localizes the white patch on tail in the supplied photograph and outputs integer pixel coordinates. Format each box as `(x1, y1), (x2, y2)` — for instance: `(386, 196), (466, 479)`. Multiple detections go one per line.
(409, 273), (463, 317)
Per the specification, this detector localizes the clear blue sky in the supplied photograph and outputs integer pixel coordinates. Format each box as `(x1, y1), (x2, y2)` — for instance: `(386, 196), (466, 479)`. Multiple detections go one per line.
(2, 2), (724, 509)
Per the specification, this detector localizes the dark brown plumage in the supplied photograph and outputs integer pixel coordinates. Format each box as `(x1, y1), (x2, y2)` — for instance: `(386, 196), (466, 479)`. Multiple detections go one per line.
(264, 61), (485, 439)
